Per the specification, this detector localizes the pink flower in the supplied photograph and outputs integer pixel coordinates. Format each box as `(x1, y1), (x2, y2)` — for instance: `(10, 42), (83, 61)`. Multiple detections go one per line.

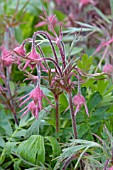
(108, 166), (113, 170)
(73, 94), (89, 116)
(14, 44), (26, 56)
(20, 101), (39, 119)
(2, 48), (13, 66)
(103, 64), (113, 74)
(19, 86), (54, 119)
(30, 87), (43, 110)
(23, 48), (40, 70)
(19, 87), (43, 109)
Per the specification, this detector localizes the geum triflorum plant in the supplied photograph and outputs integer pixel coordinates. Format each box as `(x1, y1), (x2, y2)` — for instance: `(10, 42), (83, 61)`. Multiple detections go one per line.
(12, 13), (107, 140)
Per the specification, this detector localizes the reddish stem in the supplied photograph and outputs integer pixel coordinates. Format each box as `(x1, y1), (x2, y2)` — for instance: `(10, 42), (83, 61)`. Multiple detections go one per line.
(68, 92), (77, 139)
(54, 95), (59, 133)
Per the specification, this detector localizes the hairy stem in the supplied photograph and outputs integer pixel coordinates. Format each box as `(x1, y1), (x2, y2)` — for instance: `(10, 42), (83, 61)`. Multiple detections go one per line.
(68, 92), (77, 139)
(4, 27), (19, 125)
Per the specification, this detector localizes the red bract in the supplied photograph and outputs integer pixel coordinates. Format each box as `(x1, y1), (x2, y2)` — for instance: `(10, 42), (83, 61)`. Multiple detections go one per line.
(103, 64), (113, 74)
(73, 94), (89, 116)
(2, 48), (13, 66)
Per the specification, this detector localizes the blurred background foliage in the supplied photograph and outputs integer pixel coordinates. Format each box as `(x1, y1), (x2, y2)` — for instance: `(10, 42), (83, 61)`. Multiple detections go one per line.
(1, 0), (113, 169)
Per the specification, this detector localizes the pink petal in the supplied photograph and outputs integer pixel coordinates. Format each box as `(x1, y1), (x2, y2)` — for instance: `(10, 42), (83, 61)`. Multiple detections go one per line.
(74, 105), (80, 116)
(84, 103), (89, 117)
(20, 109), (29, 118)
(35, 107), (38, 119)
(19, 96), (31, 107)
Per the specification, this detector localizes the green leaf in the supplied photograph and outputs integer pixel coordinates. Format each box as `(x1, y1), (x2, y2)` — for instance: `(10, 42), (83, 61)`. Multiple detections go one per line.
(25, 106), (52, 138)
(13, 159), (21, 170)
(77, 54), (92, 72)
(99, 93), (113, 107)
(97, 80), (108, 95)
(77, 123), (90, 138)
(59, 93), (68, 112)
(45, 136), (61, 158)
(0, 136), (5, 147)
(87, 92), (102, 112)
(110, 0), (113, 16)
(89, 107), (108, 125)
(17, 135), (45, 165)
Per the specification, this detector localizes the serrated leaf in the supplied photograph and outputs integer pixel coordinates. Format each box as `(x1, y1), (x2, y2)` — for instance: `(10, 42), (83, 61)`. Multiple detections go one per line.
(77, 123), (90, 138)
(77, 54), (92, 72)
(87, 92), (102, 112)
(17, 135), (45, 165)
(89, 107), (108, 125)
(45, 136), (61, 158)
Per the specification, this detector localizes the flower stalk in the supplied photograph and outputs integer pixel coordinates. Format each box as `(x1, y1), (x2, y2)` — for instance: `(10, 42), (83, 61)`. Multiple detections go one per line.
(68, 92), (78, 139)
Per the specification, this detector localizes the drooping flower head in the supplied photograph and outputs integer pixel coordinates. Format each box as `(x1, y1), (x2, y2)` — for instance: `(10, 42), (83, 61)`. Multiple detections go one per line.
(20, 101), (39, 119)
(30, 86), (43, 110)
(103, 64), (113, 74)
(23, 47), (40, 70)
(19, 86), (53, 119)
(14, 44), (26, 57)
(73, 94), (89, 116)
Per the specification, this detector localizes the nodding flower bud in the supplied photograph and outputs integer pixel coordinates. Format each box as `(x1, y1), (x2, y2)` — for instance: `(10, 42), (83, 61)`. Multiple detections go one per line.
(2, 48), (13, 66)
(19, 86), (54, 119)
(73, 94), (89, 116)
(23, 47), (40, 70)
(14, 44), (26, 56)
(103, 64), (113, 74)
(30, 87), (43, 110)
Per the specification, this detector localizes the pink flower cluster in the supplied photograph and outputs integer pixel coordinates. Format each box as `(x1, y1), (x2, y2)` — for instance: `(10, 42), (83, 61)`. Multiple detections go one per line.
(19, 87), (44, 119)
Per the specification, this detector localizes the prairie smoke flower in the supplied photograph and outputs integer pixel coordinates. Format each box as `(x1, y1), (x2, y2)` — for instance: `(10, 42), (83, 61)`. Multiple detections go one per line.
(103, 64), (113, 74)
(23, 47), (40, 70)
(2, 48), (13, 66)
(14, 44), (26, 56)
(20, 87), (43, 109)
(20, 101), (39, 119)
(19, 86), (53, 119)
(73, 94), (89, 116)
(108, 167), (113, 170)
